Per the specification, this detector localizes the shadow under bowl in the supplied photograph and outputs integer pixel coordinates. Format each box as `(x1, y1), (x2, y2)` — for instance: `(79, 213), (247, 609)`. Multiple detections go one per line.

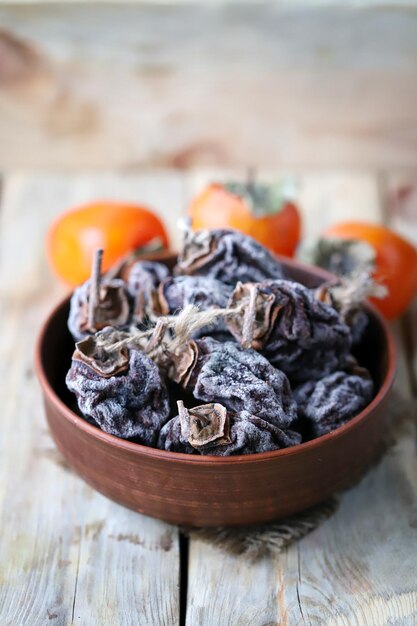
(35, 256), (396, 527)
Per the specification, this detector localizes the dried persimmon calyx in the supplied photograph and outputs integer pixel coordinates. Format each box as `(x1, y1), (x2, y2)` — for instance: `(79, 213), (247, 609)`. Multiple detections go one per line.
(170, 340), (199, 387)
(178, 401), (232, 448)
(177, 228), (214, 273)
(66, 333), (170, 443)
(145, 304), (234, 376)
(226, 279), (351, 384)
(68, 279), (131, 342)
(68, 249), (131, 342)
(73, 327), (131, 377)
(93, 280), (131, 326)
(175, 228), (285, 285)
(227, 282), (279, 349)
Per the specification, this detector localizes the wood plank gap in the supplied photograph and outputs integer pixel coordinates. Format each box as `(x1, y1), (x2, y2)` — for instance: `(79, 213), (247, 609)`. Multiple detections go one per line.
(296, 544), (308, 626)
(70, 519), (84, 626)
(179, 532), (189, 626)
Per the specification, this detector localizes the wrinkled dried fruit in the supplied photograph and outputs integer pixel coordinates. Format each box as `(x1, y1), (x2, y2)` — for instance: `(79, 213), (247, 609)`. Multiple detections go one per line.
(151, 275), (233, 338)
(176, 228), (284, 285)
(227, 280), (351, 383)
(153, 275), (231, 315)
(66, 327), (170, 442)
(294, 364), (374, 436)
(126, 260), (170, 320)
(170, 336), (298, 429)
(158, 401), (301, 455)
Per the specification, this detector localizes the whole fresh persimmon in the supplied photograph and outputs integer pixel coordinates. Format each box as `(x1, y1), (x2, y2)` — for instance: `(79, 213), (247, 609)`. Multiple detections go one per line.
(188, 182), (301, 257)
(47, 201), (169, 286)
(321, 222), (417, 320)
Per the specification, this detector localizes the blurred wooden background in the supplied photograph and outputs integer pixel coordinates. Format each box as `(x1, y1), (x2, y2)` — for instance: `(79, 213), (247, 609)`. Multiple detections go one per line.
(1, 2), (417, 170)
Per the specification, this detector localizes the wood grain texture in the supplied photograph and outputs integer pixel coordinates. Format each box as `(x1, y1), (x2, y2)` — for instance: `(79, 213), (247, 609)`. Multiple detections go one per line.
(186, 542), (281, 626)
(0, 5), (417, 169)
(185, 169), (417, 625)
(0, 172), (184, 626)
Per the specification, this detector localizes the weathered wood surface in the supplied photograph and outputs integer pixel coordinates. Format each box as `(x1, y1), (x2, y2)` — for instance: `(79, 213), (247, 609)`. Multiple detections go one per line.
(1, 4), (417, 170)
(0, 169), (416, 625)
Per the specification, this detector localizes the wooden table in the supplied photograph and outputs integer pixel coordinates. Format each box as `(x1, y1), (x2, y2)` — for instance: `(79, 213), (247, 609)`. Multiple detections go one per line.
(0, 169), (416, 625)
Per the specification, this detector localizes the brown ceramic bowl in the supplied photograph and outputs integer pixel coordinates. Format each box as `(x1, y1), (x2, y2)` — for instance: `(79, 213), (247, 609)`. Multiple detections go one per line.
(35, 256), (396, 527)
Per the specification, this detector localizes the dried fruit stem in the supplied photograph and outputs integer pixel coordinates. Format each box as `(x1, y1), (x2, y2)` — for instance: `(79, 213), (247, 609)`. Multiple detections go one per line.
(88, 249), (103, 330)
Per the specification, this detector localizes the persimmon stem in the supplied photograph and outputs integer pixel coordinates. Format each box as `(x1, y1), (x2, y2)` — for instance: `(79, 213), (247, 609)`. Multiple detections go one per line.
(88, 249), (103, 330)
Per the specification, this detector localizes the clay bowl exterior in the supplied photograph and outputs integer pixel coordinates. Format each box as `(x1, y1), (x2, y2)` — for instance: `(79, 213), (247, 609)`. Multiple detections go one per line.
(35, 256), (396, 527)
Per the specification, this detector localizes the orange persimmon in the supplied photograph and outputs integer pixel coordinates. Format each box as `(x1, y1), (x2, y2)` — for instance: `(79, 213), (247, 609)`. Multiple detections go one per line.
(188, 182), (301, 257)
(322, 221), (417, 320)
(47, 201), (169, 287)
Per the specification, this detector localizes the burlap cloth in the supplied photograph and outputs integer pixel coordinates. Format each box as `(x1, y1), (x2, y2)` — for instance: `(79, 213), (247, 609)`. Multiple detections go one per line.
(184, 390), (416, 560)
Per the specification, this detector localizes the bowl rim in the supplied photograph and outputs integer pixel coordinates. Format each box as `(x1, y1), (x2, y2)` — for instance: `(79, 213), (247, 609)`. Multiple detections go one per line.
(35, 256), (397, 466)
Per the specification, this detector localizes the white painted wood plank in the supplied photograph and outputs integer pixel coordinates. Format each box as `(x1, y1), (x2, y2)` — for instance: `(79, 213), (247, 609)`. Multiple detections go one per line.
(0, 172), (184, 626)
(1, 6), (417, 170)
